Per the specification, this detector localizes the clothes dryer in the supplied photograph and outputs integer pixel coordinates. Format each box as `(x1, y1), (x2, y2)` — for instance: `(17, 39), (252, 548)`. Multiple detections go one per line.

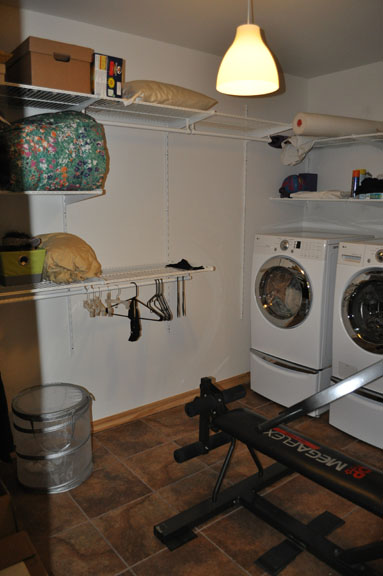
(250, 231), (371, 410)
(331, 239), (383, 448)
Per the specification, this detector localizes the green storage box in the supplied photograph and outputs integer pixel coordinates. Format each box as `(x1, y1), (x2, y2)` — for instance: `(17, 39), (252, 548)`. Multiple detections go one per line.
(0, 249), (46, 286)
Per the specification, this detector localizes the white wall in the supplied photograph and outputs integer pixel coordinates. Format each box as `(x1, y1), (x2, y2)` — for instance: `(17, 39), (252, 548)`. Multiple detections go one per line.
(0, 4), (307, 419)
(308, 63), (383, 120)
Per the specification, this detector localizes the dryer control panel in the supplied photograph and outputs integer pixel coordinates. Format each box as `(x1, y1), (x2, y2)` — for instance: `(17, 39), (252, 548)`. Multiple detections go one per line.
(339, 241), (383, 267)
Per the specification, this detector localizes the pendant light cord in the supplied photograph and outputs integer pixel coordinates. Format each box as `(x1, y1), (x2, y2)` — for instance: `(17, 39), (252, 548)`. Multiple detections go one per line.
(247, 0), (253, 24)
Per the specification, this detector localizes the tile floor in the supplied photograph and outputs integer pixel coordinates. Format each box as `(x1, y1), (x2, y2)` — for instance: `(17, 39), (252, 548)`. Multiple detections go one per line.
(1, 387), (382, 576)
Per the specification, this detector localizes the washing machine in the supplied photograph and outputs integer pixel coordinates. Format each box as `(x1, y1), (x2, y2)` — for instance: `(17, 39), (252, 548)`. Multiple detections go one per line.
(250, 231), (371, 410)
(331, 239), (383, 448)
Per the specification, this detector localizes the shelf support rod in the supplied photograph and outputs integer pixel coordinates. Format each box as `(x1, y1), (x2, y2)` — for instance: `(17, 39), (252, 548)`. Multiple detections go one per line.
(0, 275), (194, 305)
(89, 119), (192, 134)
(240, 106), (248, 319)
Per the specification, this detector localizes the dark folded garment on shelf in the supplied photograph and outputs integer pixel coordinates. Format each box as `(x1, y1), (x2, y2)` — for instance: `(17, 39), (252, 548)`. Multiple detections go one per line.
(356, 177), (383, 195)
(166, 259), (204, 270)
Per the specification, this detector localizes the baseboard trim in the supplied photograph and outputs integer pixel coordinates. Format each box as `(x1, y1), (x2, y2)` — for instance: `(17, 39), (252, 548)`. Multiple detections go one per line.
(92, 372), (250, 433)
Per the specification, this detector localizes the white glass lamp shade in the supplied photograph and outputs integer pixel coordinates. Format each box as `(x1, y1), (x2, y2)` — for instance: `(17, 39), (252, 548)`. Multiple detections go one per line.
(216, 23), (279, 96)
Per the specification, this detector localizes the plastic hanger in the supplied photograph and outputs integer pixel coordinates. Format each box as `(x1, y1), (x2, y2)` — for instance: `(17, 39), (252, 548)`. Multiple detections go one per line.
(147, 279), (172, 321)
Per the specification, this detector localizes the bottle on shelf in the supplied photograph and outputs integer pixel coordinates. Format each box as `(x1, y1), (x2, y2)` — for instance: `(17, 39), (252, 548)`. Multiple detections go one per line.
(350, 169), (360, 198)
(358, 169), (367, 199)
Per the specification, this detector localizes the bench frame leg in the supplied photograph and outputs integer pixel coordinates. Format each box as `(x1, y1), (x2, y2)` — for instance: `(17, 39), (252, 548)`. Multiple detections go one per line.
(154, 461), (381, 576)
(154, 462), (291, 550)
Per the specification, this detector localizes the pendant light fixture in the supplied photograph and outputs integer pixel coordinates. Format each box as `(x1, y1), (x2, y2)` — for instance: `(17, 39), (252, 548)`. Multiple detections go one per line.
(216, 0), (279, 96)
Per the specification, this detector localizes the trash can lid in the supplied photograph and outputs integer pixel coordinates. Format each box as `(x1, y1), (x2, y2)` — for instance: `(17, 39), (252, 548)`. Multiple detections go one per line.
(12, 383), (91, 421)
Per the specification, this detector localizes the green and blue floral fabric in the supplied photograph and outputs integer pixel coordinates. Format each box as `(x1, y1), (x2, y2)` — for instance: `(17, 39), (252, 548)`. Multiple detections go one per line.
(0, 111), (107, 191)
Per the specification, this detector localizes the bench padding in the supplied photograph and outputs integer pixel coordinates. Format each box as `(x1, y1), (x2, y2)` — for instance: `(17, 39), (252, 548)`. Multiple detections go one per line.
(214, 408), (383, 518)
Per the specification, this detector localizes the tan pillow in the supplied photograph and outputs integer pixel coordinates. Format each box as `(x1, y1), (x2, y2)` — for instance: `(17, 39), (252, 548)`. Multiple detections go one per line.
(38, 233), (102, 284)
(122, 80), (217, 110)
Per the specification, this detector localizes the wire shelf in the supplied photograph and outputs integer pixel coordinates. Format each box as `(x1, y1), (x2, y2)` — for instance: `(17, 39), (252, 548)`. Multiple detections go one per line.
(86, 98), (213, 130)
(312, 132), (383, 148)
(0, 189), (104, 204)
(0, 82), (291, 140)
(192, 112), (292, 141)
(0, 264), (215, 304)
(0, 82), (96, 111)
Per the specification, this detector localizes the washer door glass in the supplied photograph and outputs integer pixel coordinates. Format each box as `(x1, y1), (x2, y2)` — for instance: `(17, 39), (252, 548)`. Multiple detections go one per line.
(342, 269), (383, 354)
(255, 256), (312, 328)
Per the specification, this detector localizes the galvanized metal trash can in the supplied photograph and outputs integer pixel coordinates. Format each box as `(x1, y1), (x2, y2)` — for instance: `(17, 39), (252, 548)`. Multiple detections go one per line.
(12, 383), (93, 493)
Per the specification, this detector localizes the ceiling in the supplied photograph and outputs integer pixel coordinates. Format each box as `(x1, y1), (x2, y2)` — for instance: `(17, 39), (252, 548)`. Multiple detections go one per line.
(2, 0), (383, 78)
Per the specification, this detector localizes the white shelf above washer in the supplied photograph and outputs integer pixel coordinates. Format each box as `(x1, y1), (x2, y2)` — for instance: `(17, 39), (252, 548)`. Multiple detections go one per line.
(0, 264), (215, 305)
(270, 196), (383, 204)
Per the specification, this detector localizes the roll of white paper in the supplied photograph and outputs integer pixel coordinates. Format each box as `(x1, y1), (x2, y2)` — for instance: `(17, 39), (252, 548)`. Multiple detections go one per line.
(293, 112), (383, 137)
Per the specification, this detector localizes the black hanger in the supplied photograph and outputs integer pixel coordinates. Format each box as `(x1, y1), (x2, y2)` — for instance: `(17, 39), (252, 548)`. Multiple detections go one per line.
(106, 282), (169, 341)
(127, 297), (141, 342)
(107, 282), (164, 320)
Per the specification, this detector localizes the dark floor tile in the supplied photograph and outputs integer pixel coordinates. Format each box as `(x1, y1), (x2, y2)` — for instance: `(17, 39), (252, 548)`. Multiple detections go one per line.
(0, 458), (87, 536)
(202, 506), (284, 575)
(250, 400), (285, 420)
(0, 458), (19, 494)
(70, 458), (151, 517)
(238, 390), (274, 411)
(133, 534), (248, 575)
(143, 405), (198, 439)
(94, 493), (173, 566)
(91, 437), (118, 469)
(342, 439), (383, 471)
(292, 412), (355, 450)
(36, 521), (126, 576)
(211, 444), (275, 485)
(280, 550), (342, 575)
(95, 419), (168, 459)
(157, 467), (231, 513)
(13, 489), (87, 537)
(329, 506), (383, 574)
(3, 391), (381, 576)
(174, 430), (247, 466)
(264, 474), (354, 524)
(125, 442), (205, 490)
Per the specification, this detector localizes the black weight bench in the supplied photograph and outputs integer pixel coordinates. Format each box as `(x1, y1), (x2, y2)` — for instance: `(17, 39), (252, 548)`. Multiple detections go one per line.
(154, 361), (383, 576)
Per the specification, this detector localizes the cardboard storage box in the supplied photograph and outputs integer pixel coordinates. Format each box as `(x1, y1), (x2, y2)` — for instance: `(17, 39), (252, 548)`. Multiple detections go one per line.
(92, 53), (124, 98)
(0, 531), (48, 576)
(0, 249), (46, 286)
(6, 37), (93, 93)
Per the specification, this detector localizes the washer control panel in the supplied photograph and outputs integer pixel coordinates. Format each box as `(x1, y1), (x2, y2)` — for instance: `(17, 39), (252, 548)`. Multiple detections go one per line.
(254, 235), (326, 260)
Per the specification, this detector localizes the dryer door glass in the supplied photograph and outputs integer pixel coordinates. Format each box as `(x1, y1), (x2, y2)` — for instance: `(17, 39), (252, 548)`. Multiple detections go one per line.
(342, 268), (383, 354)
(255, 256), (312, 328)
